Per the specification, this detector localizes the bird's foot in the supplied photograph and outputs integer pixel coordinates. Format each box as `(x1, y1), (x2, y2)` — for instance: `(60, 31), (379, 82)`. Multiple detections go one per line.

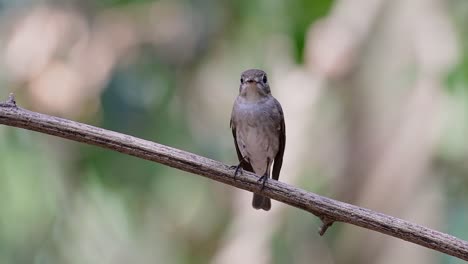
(257, 174), (268, 191)
(229, 164), (243, 179)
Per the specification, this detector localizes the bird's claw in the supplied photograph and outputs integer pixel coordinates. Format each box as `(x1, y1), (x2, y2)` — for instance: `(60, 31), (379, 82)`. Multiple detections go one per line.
(257, 174), (268, 191)
(230, 164), (243, 179)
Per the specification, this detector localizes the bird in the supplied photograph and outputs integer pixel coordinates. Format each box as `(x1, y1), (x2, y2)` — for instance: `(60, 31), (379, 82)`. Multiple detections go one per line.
(230, 69), (286, 211)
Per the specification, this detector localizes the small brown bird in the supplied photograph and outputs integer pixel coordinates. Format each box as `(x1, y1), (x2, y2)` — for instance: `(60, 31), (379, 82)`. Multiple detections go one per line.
(230, 69), (286, 211)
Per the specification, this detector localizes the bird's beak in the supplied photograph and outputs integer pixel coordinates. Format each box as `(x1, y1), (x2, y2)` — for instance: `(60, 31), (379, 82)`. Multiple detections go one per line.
(244, 78), (257, 84)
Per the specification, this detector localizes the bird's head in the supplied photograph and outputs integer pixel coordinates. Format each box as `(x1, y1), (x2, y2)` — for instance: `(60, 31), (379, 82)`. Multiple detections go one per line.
(239, 69), (271, 100)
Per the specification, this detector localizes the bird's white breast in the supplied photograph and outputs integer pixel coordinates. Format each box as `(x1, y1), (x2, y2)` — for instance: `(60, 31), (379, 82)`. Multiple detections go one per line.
(234, 98), (280, 175)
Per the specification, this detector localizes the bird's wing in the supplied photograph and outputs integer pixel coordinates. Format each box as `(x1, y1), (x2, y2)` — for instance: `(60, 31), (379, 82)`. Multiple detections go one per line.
(272, 99), (285, 181)
(230, 118), (254, 172)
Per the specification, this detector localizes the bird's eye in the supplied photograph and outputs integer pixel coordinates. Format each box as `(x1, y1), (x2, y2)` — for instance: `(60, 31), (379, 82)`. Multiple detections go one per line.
(240, 77), (244, 84)
(262, 75), (267, 83)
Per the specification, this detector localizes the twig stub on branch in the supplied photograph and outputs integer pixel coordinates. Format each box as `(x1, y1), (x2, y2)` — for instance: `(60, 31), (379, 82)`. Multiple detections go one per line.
(319, 216), (335, 236)
(0, 93), (16, 107)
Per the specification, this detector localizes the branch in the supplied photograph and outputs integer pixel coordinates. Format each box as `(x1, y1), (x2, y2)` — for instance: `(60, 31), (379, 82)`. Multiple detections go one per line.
(0, 94), (467, 261)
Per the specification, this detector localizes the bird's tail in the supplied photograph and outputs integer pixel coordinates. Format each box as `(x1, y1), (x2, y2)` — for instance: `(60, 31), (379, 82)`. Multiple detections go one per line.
(252, 193), (271, 211)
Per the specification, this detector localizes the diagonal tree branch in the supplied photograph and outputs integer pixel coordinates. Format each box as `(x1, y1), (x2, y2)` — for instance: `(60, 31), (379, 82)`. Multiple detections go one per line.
(0, 94), (467, 261)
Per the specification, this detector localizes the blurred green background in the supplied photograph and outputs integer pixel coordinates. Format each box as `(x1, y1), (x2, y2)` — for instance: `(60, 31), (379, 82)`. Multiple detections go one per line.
(0, 0), (468, 263)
